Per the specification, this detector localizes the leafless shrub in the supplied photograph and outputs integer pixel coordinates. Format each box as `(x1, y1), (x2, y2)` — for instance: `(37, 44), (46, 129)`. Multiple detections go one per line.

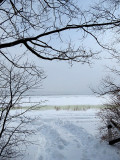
(98, 104), (120, 142)
(96, 68), (120, 143)
(0, 57), (45, 159)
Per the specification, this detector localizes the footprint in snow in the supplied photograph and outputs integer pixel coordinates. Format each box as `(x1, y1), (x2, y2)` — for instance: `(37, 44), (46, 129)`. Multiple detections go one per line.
(39, 155), (43, 160)
(52, 151), (65, 160)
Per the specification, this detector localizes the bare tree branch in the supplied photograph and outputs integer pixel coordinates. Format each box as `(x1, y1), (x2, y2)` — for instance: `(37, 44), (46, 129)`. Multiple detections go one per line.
(0, 57), (45, 159)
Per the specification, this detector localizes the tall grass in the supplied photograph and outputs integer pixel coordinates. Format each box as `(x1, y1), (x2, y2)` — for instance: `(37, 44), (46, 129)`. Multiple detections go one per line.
(12, 105), (105, 111)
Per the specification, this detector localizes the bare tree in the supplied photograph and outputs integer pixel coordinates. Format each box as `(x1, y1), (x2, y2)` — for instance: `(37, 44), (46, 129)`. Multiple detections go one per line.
(95, 63), (120, 142)
(1, 0), (120, 65)
(1, 0), (120, 149)
(0, 57), (45, 159)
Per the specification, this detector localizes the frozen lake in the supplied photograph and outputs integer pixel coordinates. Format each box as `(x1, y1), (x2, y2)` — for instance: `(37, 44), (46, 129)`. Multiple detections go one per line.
(20, 95), (107, 106)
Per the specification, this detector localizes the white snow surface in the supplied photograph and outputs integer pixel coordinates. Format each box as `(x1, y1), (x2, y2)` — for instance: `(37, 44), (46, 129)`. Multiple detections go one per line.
(20, 95), (106, 106)
(16, 109), (120, 160)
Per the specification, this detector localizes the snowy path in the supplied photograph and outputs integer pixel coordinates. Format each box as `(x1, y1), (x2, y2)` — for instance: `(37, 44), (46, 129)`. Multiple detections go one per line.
(18, 110), (120, 160)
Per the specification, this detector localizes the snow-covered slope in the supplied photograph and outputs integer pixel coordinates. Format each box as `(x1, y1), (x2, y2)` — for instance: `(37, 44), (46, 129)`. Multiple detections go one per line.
(17, 109), (120, 160)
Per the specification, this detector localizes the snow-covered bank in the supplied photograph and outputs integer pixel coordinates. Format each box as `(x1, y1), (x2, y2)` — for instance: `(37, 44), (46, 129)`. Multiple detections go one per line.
(20, 95), (106, 106)
(17, 109), (120, 160)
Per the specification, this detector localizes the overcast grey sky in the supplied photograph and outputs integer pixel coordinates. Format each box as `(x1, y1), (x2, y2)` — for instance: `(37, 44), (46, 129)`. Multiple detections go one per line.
(31, 48), (115, 96)
(8, 0), (117, 96)
(9, 37), (114, 96)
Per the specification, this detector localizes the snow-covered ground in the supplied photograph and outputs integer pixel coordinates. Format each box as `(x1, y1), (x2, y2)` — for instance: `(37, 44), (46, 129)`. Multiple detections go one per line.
(20, 95), (107, 106)
(17, 109), (120, 160)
